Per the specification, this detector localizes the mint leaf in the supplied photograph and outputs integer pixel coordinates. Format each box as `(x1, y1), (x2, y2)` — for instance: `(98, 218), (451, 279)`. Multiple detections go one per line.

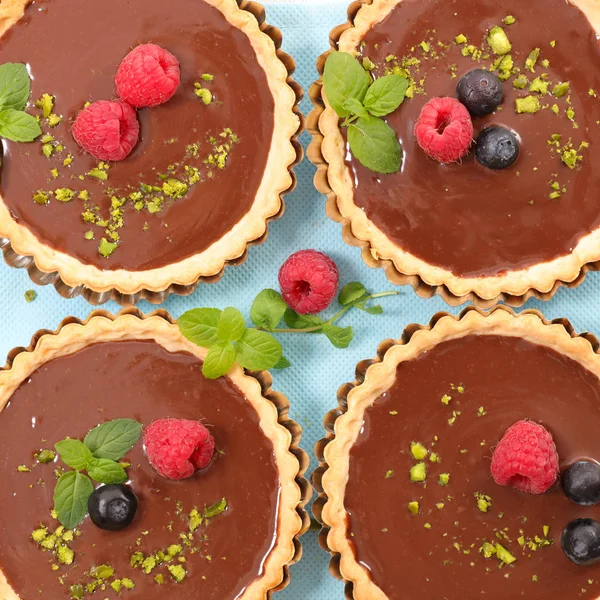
(235, 329), (282, 371)
(202, 341), (236, 379)
(87, 458), (128, 484)
(179, 308), (222, 348)
(355, 301), (384, 315)
(83, 419), (142, 461)
(284, 309), (323, 331)
(323, 51), (371, 118)
(322, 324), (354, 349)
(273, 355), (292, 370)
(0, 108), (41, 142)
(343, 97), (369, 118)
(55, 439), (92, 470)
(348, 115), (402, 174)
(250, 289), (287, 330)
(338, 282), (367, 306)
(53, 471), (94, 530)
(0, 63), (31, 111)
(216, 307), (246, 342)
(364, 74), (409, 117)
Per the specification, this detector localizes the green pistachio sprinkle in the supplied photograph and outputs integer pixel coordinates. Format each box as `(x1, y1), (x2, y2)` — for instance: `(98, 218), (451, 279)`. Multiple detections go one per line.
(551, 104), (560, 115)
(408, 501), (420, 515)
(50, 168), (59, 180)
(410, 442), (428, 460)
(385, 469), (394, 479)
(55, 188), (75, 202)
(47, 114), (62, 127)
(419, 41), (430, 53)
(513, 74), (528, 89)
(90, 565), (114, 580)
(503, 15), (516, 25)
(69, 584), (84, 599)
(194, 86), (213, 105)
(550, 40), (557, 47)
(168, 565), (187, 583)
(362, 57), (375, 70)
(87, 167), (108, 181)
(201, 73), (214, 82)
(63, 154), (73, 167)
(84, 230), (94, 241)
(410, 462), (427, 482)
(552, 81), (570, 98)
(441, 394), (452, 405)
(495, 544), (516, 564)
(42, 143), (54, 158)
(35, 93), (54, 118)
(423, 522), (432, 529)
(525, 48), (541, 72)
(37, 449), (55, 463)
(17, 464), (30, 472)
(488, 26), (511, 55)
(98, 238), (118, 258)
(480, 542), (497, 558)
(429, 452), (440, 463)
(455, 34), (467, 44)
(477, 406), (487, 417)
(529, 77), (548, 95)
(475, 492), (493, 513)
(56, 545), (74, 565)
(439, 473), (450, 486)
(515, 96), (540, 114)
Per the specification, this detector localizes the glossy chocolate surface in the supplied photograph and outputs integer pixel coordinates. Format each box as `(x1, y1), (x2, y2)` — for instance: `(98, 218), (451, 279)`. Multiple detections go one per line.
(347, 334), (600, 599)
(350, 0), (600, 277)
(0, 341), (279, 598)
(0, 0), (274, 270)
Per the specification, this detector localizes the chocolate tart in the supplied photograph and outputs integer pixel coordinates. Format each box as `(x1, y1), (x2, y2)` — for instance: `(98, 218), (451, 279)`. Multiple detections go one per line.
(0, 309), (310, 599)
(314, 306), (600, 599)
(0, 0), (302, 305)
(308, 0), (600, 307)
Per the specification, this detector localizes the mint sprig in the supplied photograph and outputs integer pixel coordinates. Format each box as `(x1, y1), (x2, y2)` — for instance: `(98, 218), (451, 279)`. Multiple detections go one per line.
(52, 419), (142, 529)
(178, 282), (398, 379)
(323, 51), (407, 174)
(0, 63), (41, 142)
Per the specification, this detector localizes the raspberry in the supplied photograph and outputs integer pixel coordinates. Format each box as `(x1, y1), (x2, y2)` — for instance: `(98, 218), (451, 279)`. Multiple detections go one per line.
(143, 419), (215, 480)
(413, 96), (473, 163)
(491, 420), (559, 495)
(115, 44), (180, 108)
(72, 100), (139, 161)
(279, 250), (339, 315)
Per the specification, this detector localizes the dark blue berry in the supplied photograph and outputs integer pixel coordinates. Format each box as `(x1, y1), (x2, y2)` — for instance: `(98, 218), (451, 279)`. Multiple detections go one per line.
(88, 484), (138, 531)
(562, 460), (600, 506)
(456, 69), (503, 116)
(562, 519), (600, 565)
(475, 126), (520, 170)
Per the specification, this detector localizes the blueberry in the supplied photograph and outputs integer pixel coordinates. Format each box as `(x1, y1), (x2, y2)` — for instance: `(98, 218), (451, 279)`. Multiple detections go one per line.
(562, 460), (600, 506)
(475, 126), (520, 170)
(457, 69), (503, 116)
(561, 519), (600, 566)
(88, 484), (138, 531)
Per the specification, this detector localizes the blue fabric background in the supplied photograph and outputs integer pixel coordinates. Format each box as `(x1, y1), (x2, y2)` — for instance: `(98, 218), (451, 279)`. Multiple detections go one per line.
(2, 3), (600, 597)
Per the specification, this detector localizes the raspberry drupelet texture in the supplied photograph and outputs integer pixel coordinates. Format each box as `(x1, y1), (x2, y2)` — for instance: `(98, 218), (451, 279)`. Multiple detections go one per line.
(72, 100), (140, 161)
(115, 43), (181, 108)
(278, 250), (339, 315)
(414, 96), (473, 163)
(491, 420), (560, 495)
(144, 419), (215, 480)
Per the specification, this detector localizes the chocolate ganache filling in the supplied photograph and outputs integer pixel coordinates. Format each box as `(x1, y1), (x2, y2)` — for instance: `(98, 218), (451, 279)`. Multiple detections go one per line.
(346, 334), (600, 599)
(0, 0), (274, 270)
(349, 0), (600, 278)
(0, 341), (280, 599)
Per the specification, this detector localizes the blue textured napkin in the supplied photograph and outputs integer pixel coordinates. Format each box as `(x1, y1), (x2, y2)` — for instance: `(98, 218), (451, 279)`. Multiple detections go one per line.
(2, 2), (600, 598)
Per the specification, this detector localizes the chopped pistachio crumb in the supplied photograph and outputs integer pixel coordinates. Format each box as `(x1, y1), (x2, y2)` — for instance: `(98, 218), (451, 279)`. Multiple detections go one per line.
(455, 34), (467, 44)
(475, 492), (493, 513)
(552, 81), (570, 98)
(423, 522), (432, 529)
(17, 464), (30, 472)
(408, 501), (420, 515)
(589, 89), (598, 98)
(56, 545), (74, 565)
(194, 86), (213, 105)
(98, 237), (118, 258)
(47, 114), (62, 127)
(439, 473), (450, 486)
(529, 77), (548, 95)
(441, 394), (452, 405)
(503, 15), (516, 25)
(389, 410), (398, 416)
(87, 167), (108, 181)
(436, 502), (445, 510)
(42, 143), (54, 158)
(495, 544), (516, 564)
(550, 40), (557, 47)
(566, 107), (575, 121)
(37, 449), (55, 463)
(385, 469), (394, 479)
(63, 154), (73, 167)
(543, 525), (550, 537)
(33, 190), (49, 205)
(55, 188), (75, 202)
(410, 462), (427, 482)
(477, 406), (487, 417)
(168, 565), (187, 583)
(83, 230), (94, 241)
(419, 41), (430, 53)
(513, 74), (528, 89)
(90, 565), (114, 579)
(515, 96), (541, 114)
(525, 48), (541, 72)
(480, 542), (497, 558)
(50, 168), (59, 179)
(410, 442), (428, 460)
(488, 26), (511, 55)
(35, 93), (55, 118)
(201, 73), (214, 82)
(69, 584), (84, 599)
(550, 104), (559, 115)
(362, 57), (375, 70)
(429, 452), (440, 463)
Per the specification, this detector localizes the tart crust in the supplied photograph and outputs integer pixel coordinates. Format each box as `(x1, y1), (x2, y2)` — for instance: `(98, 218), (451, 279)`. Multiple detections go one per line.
(314, 305), (600, 599)
(0, 0), (302, 299)
(309, 0), (600, 306)
(0, 310), (310, 600)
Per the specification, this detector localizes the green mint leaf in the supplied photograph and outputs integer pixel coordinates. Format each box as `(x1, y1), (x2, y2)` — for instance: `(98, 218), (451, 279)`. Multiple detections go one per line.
(235, 329), (282, 371)
(338, 282), (367, 306)
(83, 418), (142, 461)
(0, 63), (31, 111)
(55, 439), (93, 471)
(216, 307), (246, 342)
(343, 97), (369, 119)
(363, 74), (409, 117)
(0, 108), (41, 142)
(322, 324), (354, 349)
(273, 355), (292, 370)
(250, 289), (288, 330)
(178, 308), (222, 349)
(283, 309), (324, 331)
(348, 115), (402, 174)
(86, 458), (128, 484)
(53, 471), (94, 530)
(204, 498), (228, 518)
(355, 301), (384, 315)
(323, 51), (371, 118)
(202, 341), (237, 379)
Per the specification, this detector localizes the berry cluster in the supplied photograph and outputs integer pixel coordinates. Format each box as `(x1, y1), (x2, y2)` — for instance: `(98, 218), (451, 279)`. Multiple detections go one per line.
(72, 44), (181, 161)
(414, 68), (519, 169)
